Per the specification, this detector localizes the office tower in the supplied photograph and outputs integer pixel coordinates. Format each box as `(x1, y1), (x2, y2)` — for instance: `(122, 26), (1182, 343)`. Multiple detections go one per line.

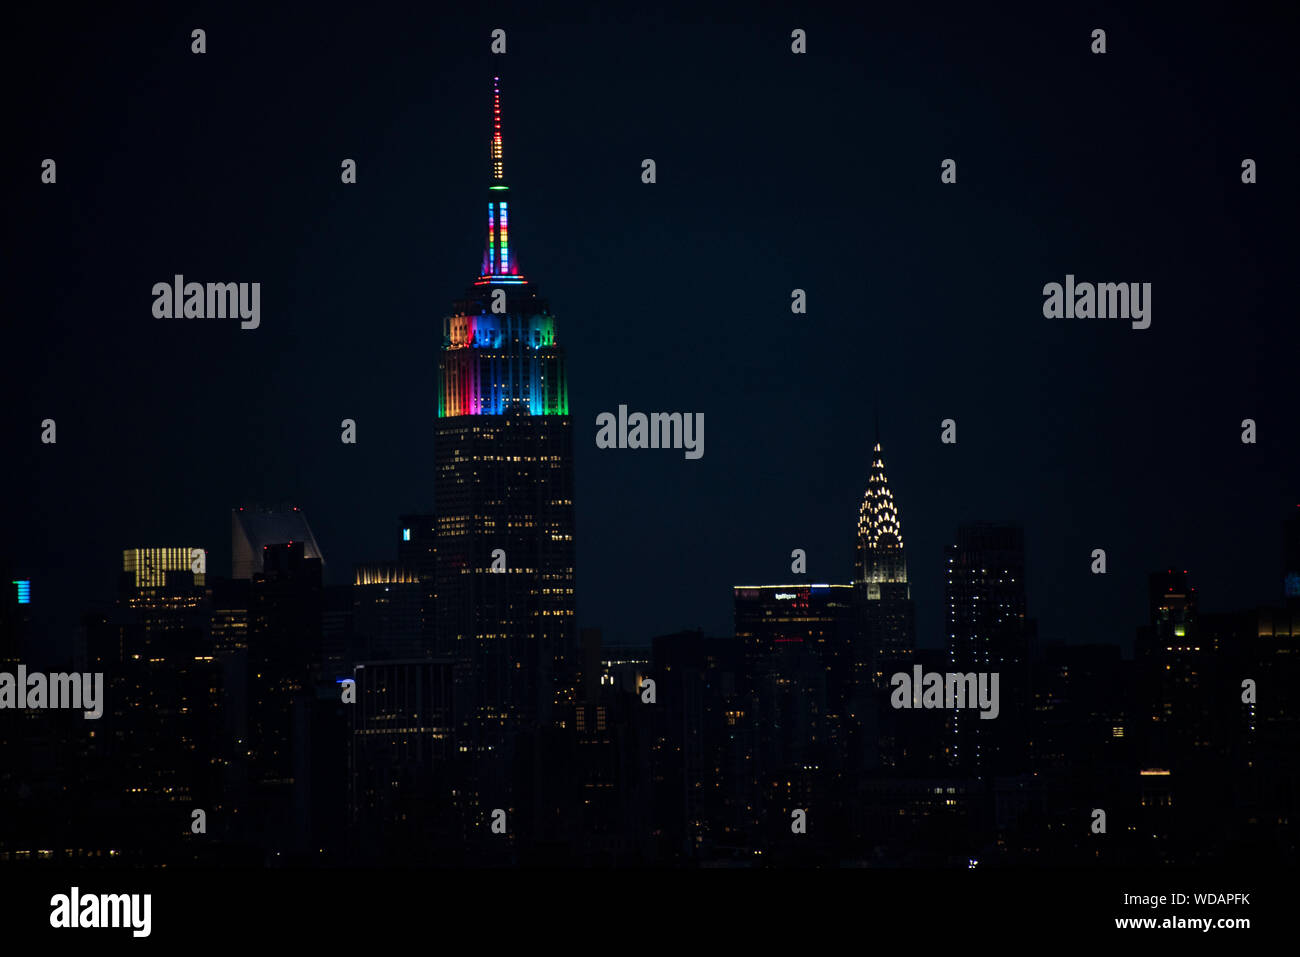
(853, 434), (916, 686)
(559, 629), (653, 864)
(122, 546), (206, 589)
(1132, 573), (1195, 860)
(734, 583), (855, 853)
(352, 562), (424, 660)
(398, 514), (437, 648)
(82, 551), (225, 859)
(113, 548), (213, 666)
(291, 679), (349, 863)
(735, 583), (857, 749)
(231, 505), (323, 579)
(209, 575), (252, 819)
(945, 522), (1033, 776)
(349, 659), (459, 863)
(1135, 569), (1213, 769)
(645, 630), (747, 863)
(398, 514), (436, 577)
(321, 584), (355, 675)
(1, 575), (32, 667)
(1030, 643), (1130, 772)
(246, 541), (323, 850)
(210, 577), (250, 655)
(433, 76), (577, 756)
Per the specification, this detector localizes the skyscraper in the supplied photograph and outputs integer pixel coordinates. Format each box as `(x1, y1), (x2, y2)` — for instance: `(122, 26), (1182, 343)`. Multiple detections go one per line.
(434, 77), (577, 757)
(350, 658), (460, 863)
(122, 546), (206, 589)
(83, 550), (226, 859)
(246, 540), (323, 845)
(231, 506), (323, 580)
(852, 434), (917, 773)
(945, 522), (1032, 776)
(1, 573), (32, 668)
(735, 583), (857, 768)
(398, 514), (437, 652)
(1135, 569), (1211, 769)
(853, 434), (916, 686)
(352, 562), (424, 660)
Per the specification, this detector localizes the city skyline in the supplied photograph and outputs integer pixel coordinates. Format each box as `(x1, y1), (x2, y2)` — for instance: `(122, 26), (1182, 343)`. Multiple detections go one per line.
(3, 1), (1298, 907)
(4, 6), (1297, 943)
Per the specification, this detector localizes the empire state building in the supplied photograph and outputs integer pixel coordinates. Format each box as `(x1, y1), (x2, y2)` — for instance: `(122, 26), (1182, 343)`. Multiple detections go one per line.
(434, 77), (577, 751)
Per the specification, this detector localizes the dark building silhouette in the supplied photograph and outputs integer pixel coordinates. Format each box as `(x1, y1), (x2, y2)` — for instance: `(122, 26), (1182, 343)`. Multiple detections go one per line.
(945, 523), (1034, 777)
(565, 629), (653, 864)
(349, 658), (459, 863)
(246, 541), (323, 851)
(1013, 641), (1134, 864)
(352, 563), (424, 660)
(1135, 569), (1209, 770)
(1, 574), (32, 668)
(321, 583), (355, 676)
(735, 584), (855, 773)
(398, 514), (437, 650)
(75, 553), (229, 861)
(647, 630), (752, 862)
(734, 585), (857, 859)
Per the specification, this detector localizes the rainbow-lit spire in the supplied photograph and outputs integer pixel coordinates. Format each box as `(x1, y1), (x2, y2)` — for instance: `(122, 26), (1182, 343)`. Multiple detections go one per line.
(491, 76), (504, 182)
(479, 76), (525, 285)
(439, 76), (567, 418)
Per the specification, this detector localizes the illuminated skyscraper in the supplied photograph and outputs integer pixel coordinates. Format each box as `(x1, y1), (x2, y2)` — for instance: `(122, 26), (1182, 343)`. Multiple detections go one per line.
(855, 438), (906, 585)
(854, 434), (915, 685)
(434, 77), (577, 755)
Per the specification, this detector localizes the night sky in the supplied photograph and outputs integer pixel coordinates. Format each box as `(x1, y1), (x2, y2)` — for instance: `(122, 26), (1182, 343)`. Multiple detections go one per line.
(5, 1), (1296, 660)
